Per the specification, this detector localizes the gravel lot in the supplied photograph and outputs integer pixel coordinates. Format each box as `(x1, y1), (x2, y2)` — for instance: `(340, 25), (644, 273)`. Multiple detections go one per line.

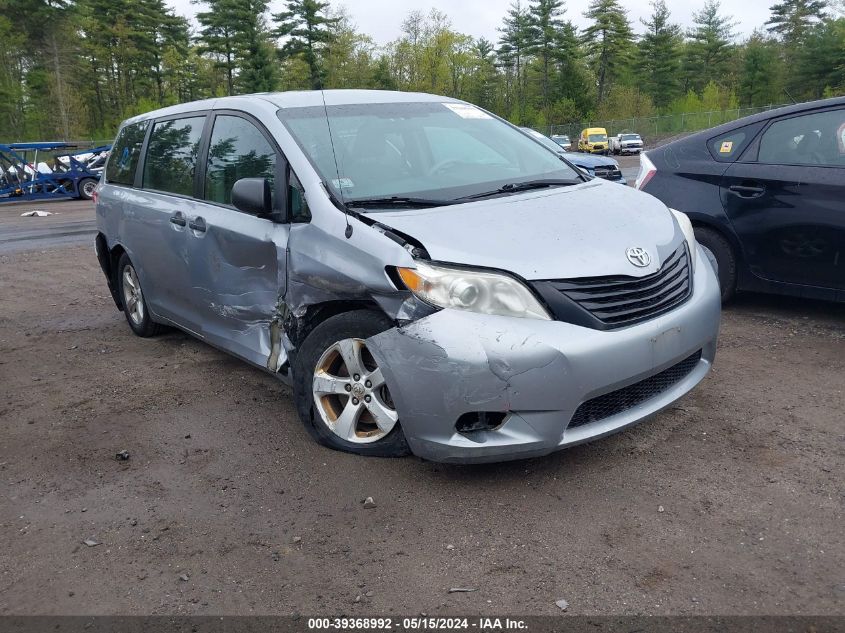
(0, 200), (843, 616)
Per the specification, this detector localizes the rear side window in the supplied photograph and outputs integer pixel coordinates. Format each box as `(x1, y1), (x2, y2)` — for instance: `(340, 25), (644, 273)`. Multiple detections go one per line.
(143, 116), (205, 196)
(758, 108), (845, 167)
(105, 121), (148, 186)
(204, 115), (277, 206)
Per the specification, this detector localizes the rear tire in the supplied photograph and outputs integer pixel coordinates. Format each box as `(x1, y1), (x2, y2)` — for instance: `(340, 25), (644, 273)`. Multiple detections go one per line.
(77, 177), (97, 200)
(117, 252), (162, 337)
(293, 310), (410, 458)
(695, 226), (737, 303)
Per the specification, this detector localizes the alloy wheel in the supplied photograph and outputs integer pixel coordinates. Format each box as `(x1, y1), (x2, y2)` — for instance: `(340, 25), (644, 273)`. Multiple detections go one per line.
(312, 338), (398, 443)
(121, 265), (145, 325)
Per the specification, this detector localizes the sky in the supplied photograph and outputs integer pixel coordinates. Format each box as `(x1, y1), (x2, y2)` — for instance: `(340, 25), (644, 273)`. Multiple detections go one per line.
(168, 0), (776, 44)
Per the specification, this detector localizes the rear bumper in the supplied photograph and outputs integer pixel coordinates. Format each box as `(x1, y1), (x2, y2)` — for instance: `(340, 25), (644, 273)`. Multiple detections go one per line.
(368, 245), (721, 463)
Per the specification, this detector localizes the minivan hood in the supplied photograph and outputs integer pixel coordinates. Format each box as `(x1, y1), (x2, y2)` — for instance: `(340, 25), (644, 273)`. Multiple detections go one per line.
(372, 180), (681, 280)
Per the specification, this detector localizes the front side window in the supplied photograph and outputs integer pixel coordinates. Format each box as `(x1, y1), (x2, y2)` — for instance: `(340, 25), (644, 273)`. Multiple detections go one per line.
(278, 101), (580, 205)
(143, 116), (205, 196)
(205, 115), (277, 206)
(758, 109), (845, 167)
(106, 121), (149, 186)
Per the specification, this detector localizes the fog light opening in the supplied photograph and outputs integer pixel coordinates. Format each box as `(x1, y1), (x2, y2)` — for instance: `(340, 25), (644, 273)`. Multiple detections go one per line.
(455, 411), (508, 434)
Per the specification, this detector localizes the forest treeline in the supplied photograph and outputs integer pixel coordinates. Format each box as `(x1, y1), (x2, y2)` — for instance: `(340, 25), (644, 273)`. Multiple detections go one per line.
(1, 0), (843, 141)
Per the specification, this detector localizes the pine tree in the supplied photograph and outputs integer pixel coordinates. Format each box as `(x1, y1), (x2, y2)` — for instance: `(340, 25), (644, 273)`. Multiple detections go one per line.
(766, 0), (828, 45)
(470, 38), (498, 110)
(196, 0), (275, 95)
(234, 0), (276, 93)
(526, 0), (570, 110)
(796, 16), (845, 97)
(682, 0), (737, 92)
(739, 32), (782, 105)
(273, 0), (339, 89)
(195, 0), (242, 95)
(636, 0), (682, 109)
(497, 1), (533, 121)
(582, 0), (634, 105)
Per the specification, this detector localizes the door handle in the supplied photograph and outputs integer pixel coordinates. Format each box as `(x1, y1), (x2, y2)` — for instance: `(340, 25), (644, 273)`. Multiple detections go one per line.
(170, 212), (186, 227)
(188, 216), (207, 233)
(728, 184), (765, 198)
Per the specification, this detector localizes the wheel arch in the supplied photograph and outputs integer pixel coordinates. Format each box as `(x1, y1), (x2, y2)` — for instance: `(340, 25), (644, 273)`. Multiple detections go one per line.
(687, 214), (744, 264)
(285, 298), (386, 354)
(95, 232), (123, 310)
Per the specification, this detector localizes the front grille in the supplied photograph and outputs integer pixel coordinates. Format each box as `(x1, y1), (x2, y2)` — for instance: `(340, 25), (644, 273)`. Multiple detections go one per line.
(539, 244), (691, 329)
(568, 350), (702, 428)
(593, 166), (622, 180)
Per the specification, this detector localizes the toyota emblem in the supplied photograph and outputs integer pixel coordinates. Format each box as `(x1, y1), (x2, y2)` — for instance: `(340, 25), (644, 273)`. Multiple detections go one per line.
(626, 247), (651, 267)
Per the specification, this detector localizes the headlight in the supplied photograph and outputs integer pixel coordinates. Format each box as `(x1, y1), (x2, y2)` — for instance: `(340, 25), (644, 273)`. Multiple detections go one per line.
(397, 261), (551, 320)
(669, 208), (697, 272)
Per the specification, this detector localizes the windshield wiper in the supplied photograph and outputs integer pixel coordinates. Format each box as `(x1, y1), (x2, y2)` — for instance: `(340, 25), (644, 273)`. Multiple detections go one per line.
(347, 196), (458, 209)
(458, 178), (579, 201)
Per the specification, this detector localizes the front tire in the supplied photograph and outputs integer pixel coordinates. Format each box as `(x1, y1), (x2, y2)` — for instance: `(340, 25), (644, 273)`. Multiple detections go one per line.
(695, 227), (737, 303)
(117, 253), (162, 337)
(293, 310), (410, 457)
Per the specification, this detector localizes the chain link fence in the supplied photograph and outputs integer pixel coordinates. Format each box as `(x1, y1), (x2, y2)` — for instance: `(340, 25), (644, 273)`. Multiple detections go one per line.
(548, 104), (790, 146)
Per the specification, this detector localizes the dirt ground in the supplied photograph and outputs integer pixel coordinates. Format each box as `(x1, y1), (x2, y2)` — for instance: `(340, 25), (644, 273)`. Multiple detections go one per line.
(1, 217), (843, 616)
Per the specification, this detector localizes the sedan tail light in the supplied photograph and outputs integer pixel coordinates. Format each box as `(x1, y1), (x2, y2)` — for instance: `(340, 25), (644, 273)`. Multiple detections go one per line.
(635, 153), (657, 190)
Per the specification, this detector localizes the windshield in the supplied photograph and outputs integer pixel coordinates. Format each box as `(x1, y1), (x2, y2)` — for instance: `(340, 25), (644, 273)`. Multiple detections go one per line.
(588, 134), (607, 143)
(278, 102), (580, 205)
(621, 134), (641, 141)
(522, 128), (566, 154)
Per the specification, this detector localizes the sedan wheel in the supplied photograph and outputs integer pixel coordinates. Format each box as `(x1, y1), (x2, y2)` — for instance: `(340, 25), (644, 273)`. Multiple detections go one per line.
(312, 338), (398, 444)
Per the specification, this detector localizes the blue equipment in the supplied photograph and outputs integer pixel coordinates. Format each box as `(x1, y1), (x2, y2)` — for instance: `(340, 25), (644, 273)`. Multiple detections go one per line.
(0, 142), (111, 202)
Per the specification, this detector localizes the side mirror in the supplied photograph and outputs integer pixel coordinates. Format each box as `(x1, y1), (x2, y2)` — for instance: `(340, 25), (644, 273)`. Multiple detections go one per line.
(232, 178), (271, 216)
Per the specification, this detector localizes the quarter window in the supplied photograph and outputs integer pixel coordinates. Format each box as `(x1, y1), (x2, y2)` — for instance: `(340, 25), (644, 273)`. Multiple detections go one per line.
(204, 115), (277, 206)
(105, 121), (149, 186)
(758, 109), (845, 167)
(143, 116), (205, 196)
(708, 130), (748, 161)
(289, 171), (310, 222)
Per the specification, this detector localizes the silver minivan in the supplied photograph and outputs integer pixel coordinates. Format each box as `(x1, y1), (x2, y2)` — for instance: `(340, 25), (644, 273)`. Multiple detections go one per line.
(95, 90), (721, 463)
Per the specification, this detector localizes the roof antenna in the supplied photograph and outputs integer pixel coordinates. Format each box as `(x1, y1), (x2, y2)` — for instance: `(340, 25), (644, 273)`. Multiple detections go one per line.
(321, 89), (352, 239)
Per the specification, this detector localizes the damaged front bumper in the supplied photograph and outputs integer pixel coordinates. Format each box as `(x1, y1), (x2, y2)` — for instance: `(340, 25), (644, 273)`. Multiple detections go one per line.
(367, 246), (721, 463)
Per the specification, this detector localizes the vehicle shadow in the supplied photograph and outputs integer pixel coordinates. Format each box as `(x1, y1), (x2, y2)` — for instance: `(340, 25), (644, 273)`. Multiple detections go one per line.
(725, 291), (845, 324)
